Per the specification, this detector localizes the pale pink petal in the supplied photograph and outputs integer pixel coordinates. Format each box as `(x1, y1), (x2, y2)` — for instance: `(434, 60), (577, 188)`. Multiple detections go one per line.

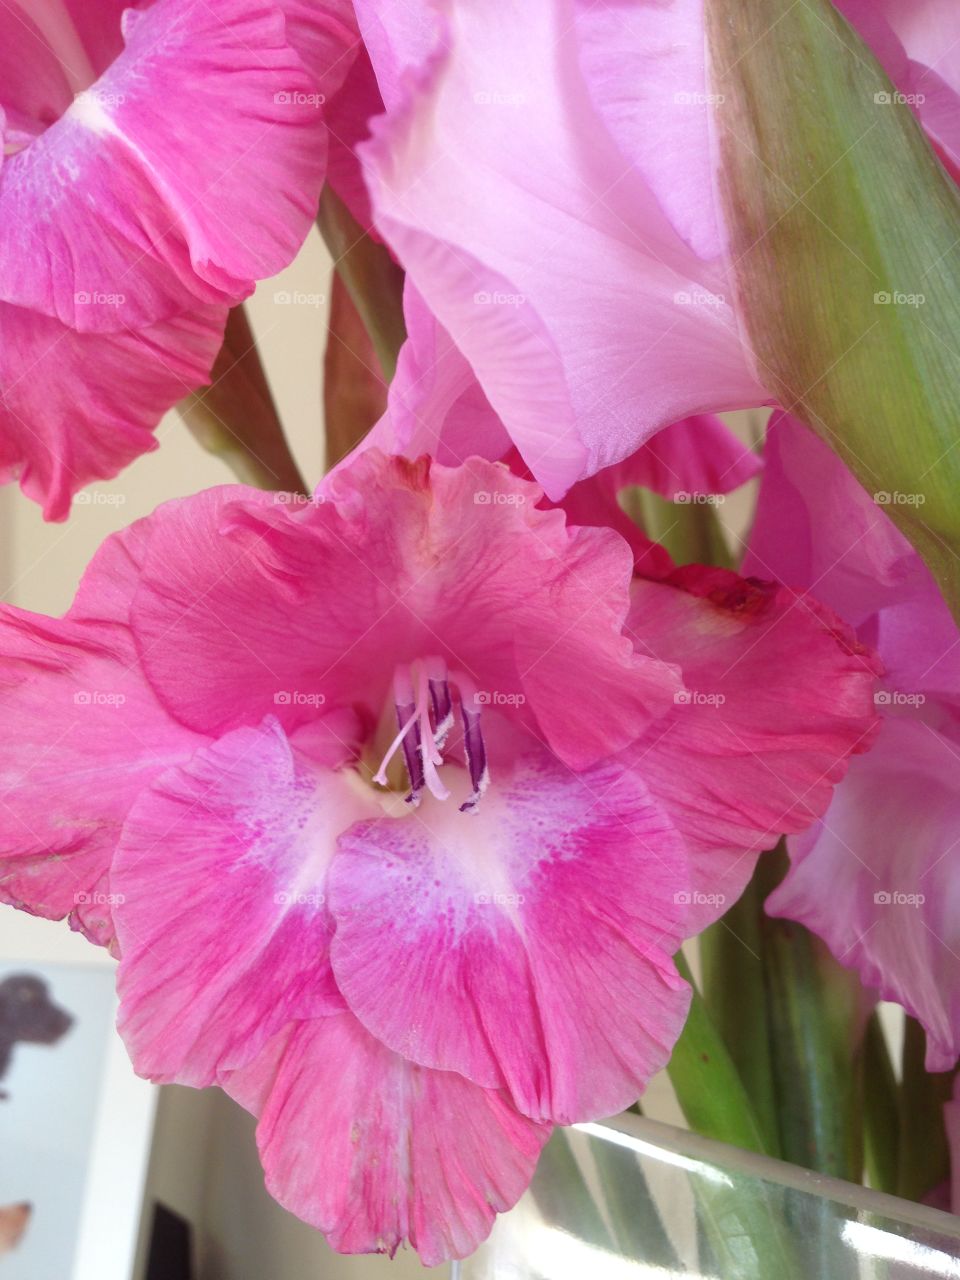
(0, 607), (202, 947)
(114, 720), (374, 1086)
(624, 566), (882, 927)
(329, 736), (691, 1125)
(0, 0), (359, 330)
(359, 286), (512, 466)
(0, 299), (224, 519)
(132, 451), (682, 767)
(768, 715), (960, 1072)
(226, 1013), (550, 1265)
(357, 0), (766, 497)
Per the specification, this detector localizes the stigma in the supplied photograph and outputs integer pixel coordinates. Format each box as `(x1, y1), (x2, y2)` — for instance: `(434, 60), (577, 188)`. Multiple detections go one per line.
(372, 658), (490, 813)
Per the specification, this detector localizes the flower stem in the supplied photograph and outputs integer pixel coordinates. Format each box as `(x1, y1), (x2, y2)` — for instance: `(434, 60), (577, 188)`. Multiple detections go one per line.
(897, 1016), (953, 1202)
(863, 1010), (899, 1194)
(667, 951), (771, 1156)
(757, 846), (866, 1181)
(700, 869), (781, 1157)
(179, 305), (307, 494)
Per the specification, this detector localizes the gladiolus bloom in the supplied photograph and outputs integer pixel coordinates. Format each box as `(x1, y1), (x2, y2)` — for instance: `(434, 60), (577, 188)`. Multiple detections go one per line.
(0, 449), (878, 1260)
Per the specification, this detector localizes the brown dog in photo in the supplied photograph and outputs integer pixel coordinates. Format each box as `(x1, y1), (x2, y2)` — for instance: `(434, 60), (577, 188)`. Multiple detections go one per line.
(0, 1203), (31, 1256)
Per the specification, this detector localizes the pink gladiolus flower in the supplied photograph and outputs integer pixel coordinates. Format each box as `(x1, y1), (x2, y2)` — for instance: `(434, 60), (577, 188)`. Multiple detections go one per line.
(746, 413), (960, 1072)
(351, 0), (960, 499)
(0, 0), (361, 517)
(0, 450), (878, 1260)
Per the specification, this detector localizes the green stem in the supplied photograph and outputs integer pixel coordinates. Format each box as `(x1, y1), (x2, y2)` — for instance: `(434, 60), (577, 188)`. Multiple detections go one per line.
(897, 1017), (954, 1201)
(179, 305), (307, 493)
(667, 952), (771, 1156)
(317, 186), (406, 382)
(758, 847), (865, 1181)
(863, 1011), (899, 1194)
(701, 870), (781, 1158)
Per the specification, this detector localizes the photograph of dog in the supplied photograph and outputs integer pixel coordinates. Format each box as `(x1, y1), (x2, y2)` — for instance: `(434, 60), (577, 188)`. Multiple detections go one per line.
(0, 975), (73, 1100)
(0, 1203), (31, 1257)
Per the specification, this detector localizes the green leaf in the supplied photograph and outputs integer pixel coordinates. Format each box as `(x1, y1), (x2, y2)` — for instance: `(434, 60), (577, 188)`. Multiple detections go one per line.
(709, 0), (960, 618)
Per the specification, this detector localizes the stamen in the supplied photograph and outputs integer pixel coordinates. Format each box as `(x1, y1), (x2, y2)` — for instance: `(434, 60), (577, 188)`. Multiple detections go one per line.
(450, 671), (491, 813)
(372, 660), (492, 813)
(373, 666), (425, 807)
(418, 665), (451, 802)
(426, 656), (454, 750)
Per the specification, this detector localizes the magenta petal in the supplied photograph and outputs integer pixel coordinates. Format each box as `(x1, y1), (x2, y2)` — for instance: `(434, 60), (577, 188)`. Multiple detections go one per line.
(626, 567), (882, 928)
(768, 715), (960, 1072)
(0, 606), (201, 946)
(132, 452), (680, 765)
(226, 1013), (550, 1265)
(0, 0), (359, 330)
(329, 741), (691, 1125)
(114, 720), (375, 1086)
(0, 300), (224, 519)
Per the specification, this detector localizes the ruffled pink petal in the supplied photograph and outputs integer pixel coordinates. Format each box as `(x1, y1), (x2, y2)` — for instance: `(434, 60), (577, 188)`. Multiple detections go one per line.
(323, 45), (384, 233)
(624, 566), (882, 928)
(0, 605), (202, 947)
(745, 414), (960, 696)
(131, 451), (682, 768)
(226, 1013), (550, 1265)
(0, 0), (359, 330)
(329, 735), (691, 1125)
(768, 714), (960, 1072)
(0, 7), (74, 135)
(0, 299), (224, 519)
(357, 0), (766, 498)
(114, 720), (374, 1086)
